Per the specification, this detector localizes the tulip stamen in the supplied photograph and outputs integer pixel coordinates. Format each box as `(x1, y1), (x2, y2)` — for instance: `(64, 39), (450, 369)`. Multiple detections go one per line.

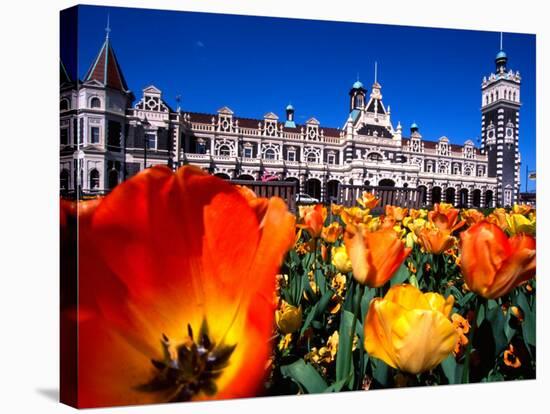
(137, 320), (237, 402)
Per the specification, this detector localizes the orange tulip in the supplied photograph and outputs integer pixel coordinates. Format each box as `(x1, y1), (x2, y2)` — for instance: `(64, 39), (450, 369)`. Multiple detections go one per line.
(62, 166), (295, 408)
(357, 191), (379, 209)
(461, 209), (485, 227)
(486, 208), (508, 231)
(344, 226), (411, 287)
(385, 205), (408, 222)
(321, 222), (343, 243)
(298, 204), (327, 238)
(459, 222), (536, 299)
(428, 203), (464, 232)
(416, 227), (456, 255)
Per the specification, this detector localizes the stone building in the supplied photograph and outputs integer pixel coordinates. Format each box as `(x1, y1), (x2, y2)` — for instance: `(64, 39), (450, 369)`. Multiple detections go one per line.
(60, 30), (523, 208)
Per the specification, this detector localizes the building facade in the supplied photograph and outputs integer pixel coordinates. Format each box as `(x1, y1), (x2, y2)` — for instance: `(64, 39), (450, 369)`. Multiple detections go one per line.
(60, 32), (523, 208)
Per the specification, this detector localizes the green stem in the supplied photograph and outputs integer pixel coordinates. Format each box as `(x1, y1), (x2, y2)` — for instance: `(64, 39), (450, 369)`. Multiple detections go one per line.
(462, 296), (480, 383)
(349, 283), (365, 389)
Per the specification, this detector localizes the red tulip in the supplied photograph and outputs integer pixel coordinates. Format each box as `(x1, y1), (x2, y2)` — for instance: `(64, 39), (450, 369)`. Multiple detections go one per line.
(61, 166), (295, 407)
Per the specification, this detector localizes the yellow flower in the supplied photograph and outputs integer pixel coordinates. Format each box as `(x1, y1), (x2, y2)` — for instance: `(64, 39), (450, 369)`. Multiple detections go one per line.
(512, 204), (533, 216)
(332, 245), (353, 273)
(364, 284), (458, 374)
(506, 213), (536, 236)
(331, 273), (347, 296)
(278, 333), (293, 351)
(275, 301), (303, 334)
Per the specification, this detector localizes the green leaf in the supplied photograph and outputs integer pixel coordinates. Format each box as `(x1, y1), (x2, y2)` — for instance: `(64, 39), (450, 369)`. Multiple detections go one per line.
(458, 292), (476, 308)
(323, 378), (348, 393)
(360, 287), (377, 324)
(476, 302), (486, 327)
(280, 360), (327, 394)
(302, 252), (315, 272)
(504, 310), (516, 342)
(517, 290), (536, 347)
(335, 310), (355, 386)
(441, 355), (463, 384)
(371, 357), (390, 387)
(300, 290), (333, 336)
(390, 264), (410, 286)
(486, 302), (508, 356)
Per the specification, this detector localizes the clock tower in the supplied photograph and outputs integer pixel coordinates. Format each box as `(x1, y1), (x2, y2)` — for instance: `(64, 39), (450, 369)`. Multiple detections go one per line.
(480, 36), (521, 207)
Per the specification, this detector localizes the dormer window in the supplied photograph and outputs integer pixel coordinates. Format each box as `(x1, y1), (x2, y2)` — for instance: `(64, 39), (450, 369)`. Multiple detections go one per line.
(327, 152), (336, 165)
(90, 97), (101, 109)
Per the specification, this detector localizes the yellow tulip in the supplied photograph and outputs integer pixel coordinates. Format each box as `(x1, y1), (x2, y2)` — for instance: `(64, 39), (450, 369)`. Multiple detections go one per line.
(332, 245), (353, 273)
(275, 301), (303, 334)
(506, 213), (536, 236)
(364, 284), (458, 374)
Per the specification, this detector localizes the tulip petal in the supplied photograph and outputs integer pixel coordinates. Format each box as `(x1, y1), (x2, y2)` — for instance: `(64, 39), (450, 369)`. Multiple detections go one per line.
(364, 298), (403, 369)
(344, 229), (370, 284)
(391, 309), (458, 374)
(384, 284), (431, 311)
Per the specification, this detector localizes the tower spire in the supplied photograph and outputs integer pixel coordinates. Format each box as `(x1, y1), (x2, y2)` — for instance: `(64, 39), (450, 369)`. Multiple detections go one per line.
(500, 32), (503, 51)
(374, 61), (378, 83)
(105, 13), (111, 41)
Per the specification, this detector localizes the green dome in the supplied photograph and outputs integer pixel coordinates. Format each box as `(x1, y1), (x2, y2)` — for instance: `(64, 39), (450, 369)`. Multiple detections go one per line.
(410, 122), (419, 130)
(286, 103), (294, 111)
(496, 50), (507, 60)
(352, 80), (364, 89)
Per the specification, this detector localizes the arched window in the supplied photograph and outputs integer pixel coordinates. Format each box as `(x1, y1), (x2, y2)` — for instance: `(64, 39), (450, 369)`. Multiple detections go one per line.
(90, 97), (101, 108)
(367, 152), (383, 162)
(219, 145), (231, 156)
(513, 91), (516, 101)
(264, 148), (276, 160)
(496, 90), (499, 100)
(60, 99), (70, 111)
(89, 169), (100, 189)
(307, 153), (318, 163)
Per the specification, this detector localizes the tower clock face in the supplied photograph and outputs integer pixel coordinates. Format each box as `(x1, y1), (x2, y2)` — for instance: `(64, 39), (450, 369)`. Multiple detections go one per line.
(507, 129), (513, 137)
(488, 130), (494, 138)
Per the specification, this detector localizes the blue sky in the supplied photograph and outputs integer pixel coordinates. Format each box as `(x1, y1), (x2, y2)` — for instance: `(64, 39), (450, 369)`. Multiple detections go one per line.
(62, 5), (536, 191)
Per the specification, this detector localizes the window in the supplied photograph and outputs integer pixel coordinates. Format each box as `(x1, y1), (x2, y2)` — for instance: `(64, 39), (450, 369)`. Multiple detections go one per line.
(60, 169), (69, 191)
(243, 147), (253, 158)
(307, 153), (317, 163)
(265, 148), (276, 160)
(60, 99), (69, 111)
(89, 169), (100, 189)
(145, 133), (156, 150)
(90, 97), (101, 108)
(219, 145), (231, 156)
(327, 153), (336, 165)
(91, 127), (100, 144)
(79, 118), (84, 144)
(60, 128), (69, 145)
(107, 121), (121, 150)
(287, 150), (296, 162)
